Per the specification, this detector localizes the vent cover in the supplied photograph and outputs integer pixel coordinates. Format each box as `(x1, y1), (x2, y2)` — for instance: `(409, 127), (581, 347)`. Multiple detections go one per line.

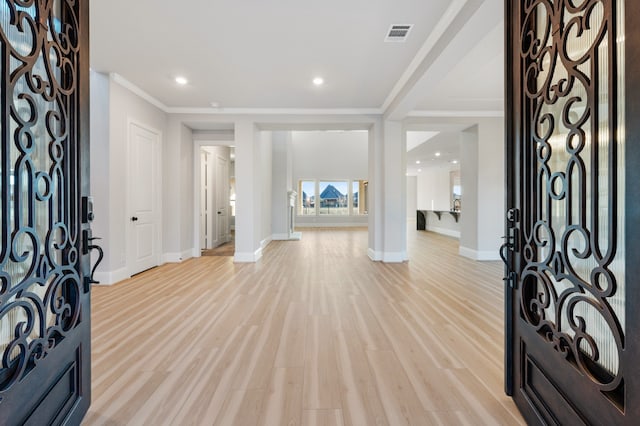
(385, 24), (413, 42)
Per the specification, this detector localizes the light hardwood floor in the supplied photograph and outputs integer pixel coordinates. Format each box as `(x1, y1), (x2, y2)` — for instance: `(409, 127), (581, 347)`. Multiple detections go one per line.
(84, 228), (525, 426)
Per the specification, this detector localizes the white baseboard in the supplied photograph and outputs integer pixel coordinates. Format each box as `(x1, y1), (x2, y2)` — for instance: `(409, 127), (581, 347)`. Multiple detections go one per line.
(163, 249), (196, 264)
(261, 237), (272, 250)
(368, 248), (382, 261)
(273, 232), (302, 241)
(234, 247), (262, 263)
(382, 251), (408, 263)
(425, 226), (461, 239)
(459, 246), (500, 261)
(295, 223), (368, 228)
(93, 267), (129, 286)
(163, 252), (182, 263)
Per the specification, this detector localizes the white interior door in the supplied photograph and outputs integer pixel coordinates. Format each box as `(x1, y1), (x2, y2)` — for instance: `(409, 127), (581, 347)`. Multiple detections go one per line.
(129, 122), (159, 275)
(215, 154), (229, 245)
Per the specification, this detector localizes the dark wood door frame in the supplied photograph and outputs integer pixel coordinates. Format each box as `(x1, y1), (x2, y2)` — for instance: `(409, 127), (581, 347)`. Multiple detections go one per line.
(505, 0), (640, 423)
(0, 1), (92, 423)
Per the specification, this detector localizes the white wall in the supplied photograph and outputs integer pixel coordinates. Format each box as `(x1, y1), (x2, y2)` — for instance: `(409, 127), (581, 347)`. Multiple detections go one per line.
(272, 132), (292, 238)
(460, 126), (479, 254)
(260, 131), (273, 244)
(476, 118), (504, 257)
(406, 176), (417, 220)
(292, 130), (368, 226)
(292, 131), (368, 179)
(91, 72), (168, 284)
(458, 119), (504, 261)
(180, 124), (194, 256)
(89, 72), (111, 272)
(416, 167), (451, 211)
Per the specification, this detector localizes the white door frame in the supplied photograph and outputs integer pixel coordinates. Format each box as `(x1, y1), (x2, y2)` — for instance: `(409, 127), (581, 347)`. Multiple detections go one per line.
(193, 140), (233, 257)
(126, 119), (163, 277)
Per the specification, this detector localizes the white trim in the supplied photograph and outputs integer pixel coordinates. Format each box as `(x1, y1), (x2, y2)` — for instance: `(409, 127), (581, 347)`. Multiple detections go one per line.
(163, 252), (183, 263)
(459, 246), (500, 261)
(169, 107), (383, 115)
(295, 223), (368, 228)
(381, 0), (469, 112)
(110, 73), (169, 112)
(272, 233), (290, 241)
(407, 110), (504, 118)
(261, 236), (272, 250)
(425, 226), (461, 239)
(368, 248), (382, 261)
(109, 74), (383, 116)
(125, 119), (163, 278)
(234, 247), (263, 263)
(382, 251), (407, 263)
(93, 267), (129, 286)
(181, 249), (195, 261)
(193, 140), (235, 258)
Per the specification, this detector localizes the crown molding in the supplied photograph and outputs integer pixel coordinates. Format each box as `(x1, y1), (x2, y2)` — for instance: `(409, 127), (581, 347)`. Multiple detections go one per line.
(167, 107), (383, 116)
(407, 110), (504, 118)
(109, 73), (382, 117)
(109, 73), (502, 120)
(109, 73), (170, 112)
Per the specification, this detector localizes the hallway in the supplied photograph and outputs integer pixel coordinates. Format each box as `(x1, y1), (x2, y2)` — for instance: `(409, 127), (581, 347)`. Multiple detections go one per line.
(85, 229), (524, 425)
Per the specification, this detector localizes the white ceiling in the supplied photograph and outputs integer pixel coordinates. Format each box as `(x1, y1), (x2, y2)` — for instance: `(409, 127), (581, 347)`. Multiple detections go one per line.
(89, 0), (504, 112)
(406, 131), (461, 175)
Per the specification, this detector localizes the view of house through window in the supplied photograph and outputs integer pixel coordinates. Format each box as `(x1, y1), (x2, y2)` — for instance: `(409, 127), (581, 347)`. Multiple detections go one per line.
(298, 179), (367, 216)
(299, 180), (315, 215)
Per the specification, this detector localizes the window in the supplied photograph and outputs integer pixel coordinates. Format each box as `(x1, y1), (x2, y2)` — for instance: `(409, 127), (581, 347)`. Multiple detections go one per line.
(352, 180), (368, 215)
(319, 181), (348, 215)
(297, 179), (367, 216)
(299, 180), (315, 215)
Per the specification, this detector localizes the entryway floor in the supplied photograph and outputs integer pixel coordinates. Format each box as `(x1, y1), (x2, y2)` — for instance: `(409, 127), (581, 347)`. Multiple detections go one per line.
(201, 231), (235, 257)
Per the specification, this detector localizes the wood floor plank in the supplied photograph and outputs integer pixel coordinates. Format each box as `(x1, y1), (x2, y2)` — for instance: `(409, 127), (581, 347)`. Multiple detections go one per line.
(366, 349), (431, 425)
(84, 228), (524, 426)
(303, 315), (341, 410)
(303, 409), (345, 426)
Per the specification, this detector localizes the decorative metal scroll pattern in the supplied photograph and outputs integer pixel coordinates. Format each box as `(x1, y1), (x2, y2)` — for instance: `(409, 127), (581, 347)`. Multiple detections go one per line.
(519, 0), (625, 398)
(0, 0), (82, 394)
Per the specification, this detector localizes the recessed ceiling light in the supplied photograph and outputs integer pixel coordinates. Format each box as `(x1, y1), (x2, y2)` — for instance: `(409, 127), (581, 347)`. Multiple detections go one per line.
(452, 160), (459, 164)
(210, 102), (220, 108)
(418, 169), (422, 172)
(313, 77), (324, 86)
(175, 76), (188, 85)
(415, 160), (421, 164)
(435, 152), (441, 157)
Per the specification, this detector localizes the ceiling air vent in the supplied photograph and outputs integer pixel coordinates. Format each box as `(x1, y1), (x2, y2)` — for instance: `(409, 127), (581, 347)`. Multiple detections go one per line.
(385, 24), (413, 42)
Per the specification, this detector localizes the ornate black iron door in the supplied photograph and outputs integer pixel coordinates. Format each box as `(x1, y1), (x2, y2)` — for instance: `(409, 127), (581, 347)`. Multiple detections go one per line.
(505, 0), (640, 424)
(0, 1), (91, 424)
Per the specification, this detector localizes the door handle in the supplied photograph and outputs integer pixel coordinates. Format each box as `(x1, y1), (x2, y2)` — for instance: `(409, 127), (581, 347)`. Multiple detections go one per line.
(500, 241), (510, 266)
(131, 216), (138, 222)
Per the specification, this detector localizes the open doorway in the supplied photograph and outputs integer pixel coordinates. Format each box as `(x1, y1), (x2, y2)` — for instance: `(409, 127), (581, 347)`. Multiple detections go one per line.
(197, 145), (235, 256)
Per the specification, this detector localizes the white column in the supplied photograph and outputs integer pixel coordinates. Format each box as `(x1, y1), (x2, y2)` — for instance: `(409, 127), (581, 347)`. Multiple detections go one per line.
(271, 131), (292, 240)
(234, 120), (261, 262)
(368, 123), (383, 260)
(382, 120), (408, 262)
(458, 118), (504, 261)
(476, 118), (504, 258)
